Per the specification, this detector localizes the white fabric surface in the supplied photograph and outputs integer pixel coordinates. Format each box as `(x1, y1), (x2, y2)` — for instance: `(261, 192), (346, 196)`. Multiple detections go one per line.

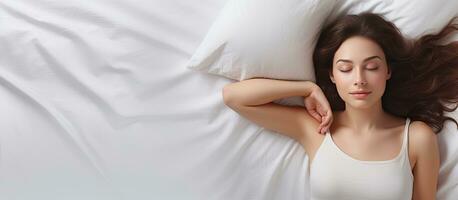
(187, 0), (337, 82)
(0, 0), (457, 200)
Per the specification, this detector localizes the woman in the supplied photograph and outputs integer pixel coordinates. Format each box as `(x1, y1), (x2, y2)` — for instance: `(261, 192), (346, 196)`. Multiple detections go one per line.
(222, 12), (458, 199)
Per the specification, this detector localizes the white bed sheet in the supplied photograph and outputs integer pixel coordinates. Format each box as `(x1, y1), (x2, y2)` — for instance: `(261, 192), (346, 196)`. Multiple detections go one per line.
(0, 0), (456, 200)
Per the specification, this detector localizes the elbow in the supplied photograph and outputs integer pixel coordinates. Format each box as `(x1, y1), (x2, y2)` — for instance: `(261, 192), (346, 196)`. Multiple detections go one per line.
(222, 85), (235, 106)
(222, 84), (242, 108)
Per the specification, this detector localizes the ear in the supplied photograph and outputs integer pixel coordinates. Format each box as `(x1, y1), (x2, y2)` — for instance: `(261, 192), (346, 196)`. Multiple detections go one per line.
(329, 71), (335, 83)
(386, 66), (392, 80)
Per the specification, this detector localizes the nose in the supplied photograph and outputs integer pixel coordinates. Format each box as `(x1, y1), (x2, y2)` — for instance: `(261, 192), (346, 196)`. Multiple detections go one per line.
(354, 81), (367, 86)
(354, 68), (367, 86)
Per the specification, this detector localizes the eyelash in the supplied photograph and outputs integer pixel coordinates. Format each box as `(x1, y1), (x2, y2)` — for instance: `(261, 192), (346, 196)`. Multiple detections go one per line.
(339, 67), (378, 72)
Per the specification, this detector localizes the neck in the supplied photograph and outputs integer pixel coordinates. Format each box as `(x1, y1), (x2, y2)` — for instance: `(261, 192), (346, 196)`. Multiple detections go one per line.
(341, 100), (387, 135)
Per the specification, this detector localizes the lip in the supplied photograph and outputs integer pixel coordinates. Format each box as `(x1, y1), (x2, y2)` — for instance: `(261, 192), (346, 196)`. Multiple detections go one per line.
(350, 91), (371, 94)
(350, 92), (371, 99)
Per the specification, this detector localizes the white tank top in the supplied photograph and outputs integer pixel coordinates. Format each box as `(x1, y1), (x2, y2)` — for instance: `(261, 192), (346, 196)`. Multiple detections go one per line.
(310, 118), (413, 200)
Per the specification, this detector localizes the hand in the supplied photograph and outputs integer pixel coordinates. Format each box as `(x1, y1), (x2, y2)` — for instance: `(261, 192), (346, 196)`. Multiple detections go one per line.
(304, 86), (333, 134)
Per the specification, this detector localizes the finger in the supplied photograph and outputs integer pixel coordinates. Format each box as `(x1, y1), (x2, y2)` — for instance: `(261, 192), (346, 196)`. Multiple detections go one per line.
(318, 126), (324, 134)
(320, 113), (332, 133)
(319, 115), (326, 126)
(321, 122), (329, 134)
(323, 113), (333, 133)
(309, 110), (322, 122)
(317, 109), (331, 134)
(311, 113), (321, 123)
(320, 126), (327, 134)
(317, 107), (325, 118)
(322, 114), (331, 127)
(318, 104), (328, 116)
(321, 115), (328, 126)
(320, 125), (326, 134)
(318, 123), (324, 134)
(319, 118), (328, 134)
(320, 117), (327, 130)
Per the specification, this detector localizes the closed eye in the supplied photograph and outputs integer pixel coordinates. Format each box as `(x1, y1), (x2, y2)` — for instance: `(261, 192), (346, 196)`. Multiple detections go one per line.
(339, 67), (378, 72)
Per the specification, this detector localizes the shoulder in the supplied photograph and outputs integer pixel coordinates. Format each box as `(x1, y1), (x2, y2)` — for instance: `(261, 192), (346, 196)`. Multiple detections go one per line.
(409, 120), (439, 162)
(409, 120), (437, 143)
(409, 120), (440, 198)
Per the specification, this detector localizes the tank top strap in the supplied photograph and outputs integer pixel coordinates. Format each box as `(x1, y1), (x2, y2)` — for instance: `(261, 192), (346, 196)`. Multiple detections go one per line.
(401, 117), (411, 151)
(402, 117), (414, 179)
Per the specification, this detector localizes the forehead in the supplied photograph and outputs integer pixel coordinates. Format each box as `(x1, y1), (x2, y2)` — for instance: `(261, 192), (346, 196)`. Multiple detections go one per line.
(333, 36), (386, 62)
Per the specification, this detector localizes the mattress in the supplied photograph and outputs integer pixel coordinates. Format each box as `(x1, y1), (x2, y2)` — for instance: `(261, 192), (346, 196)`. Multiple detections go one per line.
(0, 0), (457, 199)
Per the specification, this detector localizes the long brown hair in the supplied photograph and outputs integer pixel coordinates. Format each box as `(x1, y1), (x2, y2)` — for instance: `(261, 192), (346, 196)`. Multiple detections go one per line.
(312, 12), (458, 134)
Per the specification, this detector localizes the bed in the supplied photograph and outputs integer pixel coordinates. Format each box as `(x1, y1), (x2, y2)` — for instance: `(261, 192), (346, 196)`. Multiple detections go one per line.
(0, 0), (457, 199)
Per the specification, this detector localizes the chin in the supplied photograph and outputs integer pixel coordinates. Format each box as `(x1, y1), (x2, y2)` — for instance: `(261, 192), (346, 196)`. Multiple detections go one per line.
(343, 98), (375, 109)
(350, 103), (374, 109)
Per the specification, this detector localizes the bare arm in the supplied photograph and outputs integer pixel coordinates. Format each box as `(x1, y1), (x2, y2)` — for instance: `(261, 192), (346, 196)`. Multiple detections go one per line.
(411, 122), (440, 200)
(223, 78), (317, 106)
(223, 78), (326, 154)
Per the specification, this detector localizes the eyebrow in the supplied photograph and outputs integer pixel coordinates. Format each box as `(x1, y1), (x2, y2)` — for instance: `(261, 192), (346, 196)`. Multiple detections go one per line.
(336, 56), (382, 64)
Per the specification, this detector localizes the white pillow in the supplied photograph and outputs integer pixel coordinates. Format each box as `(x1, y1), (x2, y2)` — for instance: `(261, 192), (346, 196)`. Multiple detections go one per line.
(186, 0), (338, 82)
(328, 0), (458, 40)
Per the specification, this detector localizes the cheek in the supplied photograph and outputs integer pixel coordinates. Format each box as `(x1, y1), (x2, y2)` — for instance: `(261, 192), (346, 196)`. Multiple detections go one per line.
(333, 74), (352, 88)
(332, 75), (351, 97)
(370, 71), (388, 83)
(372, 76), (388, 93)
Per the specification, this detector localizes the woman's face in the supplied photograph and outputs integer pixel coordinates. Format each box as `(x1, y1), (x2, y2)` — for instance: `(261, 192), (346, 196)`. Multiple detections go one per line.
(330, 36), (391, 109)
